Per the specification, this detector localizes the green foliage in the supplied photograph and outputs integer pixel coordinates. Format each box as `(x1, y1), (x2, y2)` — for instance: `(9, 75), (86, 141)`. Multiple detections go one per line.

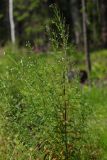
(0, 51), (100, 159)
(83, 86), (107, 159)
(0, 5), (102, 159)
(0, 7), (101, 159)
(91, 50), (107, 81)
(14, 0), (48, 44)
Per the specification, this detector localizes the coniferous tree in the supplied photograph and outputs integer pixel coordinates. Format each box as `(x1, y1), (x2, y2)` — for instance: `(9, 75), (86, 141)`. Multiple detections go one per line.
(14, 0), (48, 45)
(100, 0), (107, 47)
(0, 0), (9, 45)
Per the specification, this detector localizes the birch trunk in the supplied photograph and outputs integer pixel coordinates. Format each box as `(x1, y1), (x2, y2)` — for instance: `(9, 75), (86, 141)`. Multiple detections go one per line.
(82, 0), (91, 74)
(9, 0), (15, 43)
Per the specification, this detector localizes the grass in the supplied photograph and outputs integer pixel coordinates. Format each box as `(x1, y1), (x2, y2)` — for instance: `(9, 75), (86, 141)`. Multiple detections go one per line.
(84, 86), (107, 159)
(0, 46), (107, 159)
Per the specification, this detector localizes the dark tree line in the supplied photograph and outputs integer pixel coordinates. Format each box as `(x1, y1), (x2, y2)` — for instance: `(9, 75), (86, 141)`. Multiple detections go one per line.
(101, 0), (107, 47)
(0, 0), (107, 49)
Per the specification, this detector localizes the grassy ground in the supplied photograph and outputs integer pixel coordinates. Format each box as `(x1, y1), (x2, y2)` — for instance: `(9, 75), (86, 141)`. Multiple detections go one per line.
(0, 47), (107, 159)
(84, 86), (107, 159)
(82, 49), (107, 159)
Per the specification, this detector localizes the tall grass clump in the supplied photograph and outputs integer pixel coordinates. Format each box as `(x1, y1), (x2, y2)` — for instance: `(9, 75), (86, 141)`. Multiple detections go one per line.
(0, 5), (101, 160)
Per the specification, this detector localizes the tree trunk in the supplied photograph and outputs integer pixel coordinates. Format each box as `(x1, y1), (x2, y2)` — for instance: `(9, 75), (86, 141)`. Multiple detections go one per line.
(82, 0), (91, 75)
(101, 0), (107, 47)
(9, 0), (15, 43)
(70, 0), (81, 48)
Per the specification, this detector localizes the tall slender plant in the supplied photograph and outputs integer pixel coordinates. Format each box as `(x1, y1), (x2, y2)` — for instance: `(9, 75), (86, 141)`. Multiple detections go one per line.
(47, 4), (99, 159)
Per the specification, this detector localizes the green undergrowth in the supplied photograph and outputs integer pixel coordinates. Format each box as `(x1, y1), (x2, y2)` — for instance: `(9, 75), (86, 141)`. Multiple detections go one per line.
(0, 47), (104, 159)
(83, 86), (107, 159)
